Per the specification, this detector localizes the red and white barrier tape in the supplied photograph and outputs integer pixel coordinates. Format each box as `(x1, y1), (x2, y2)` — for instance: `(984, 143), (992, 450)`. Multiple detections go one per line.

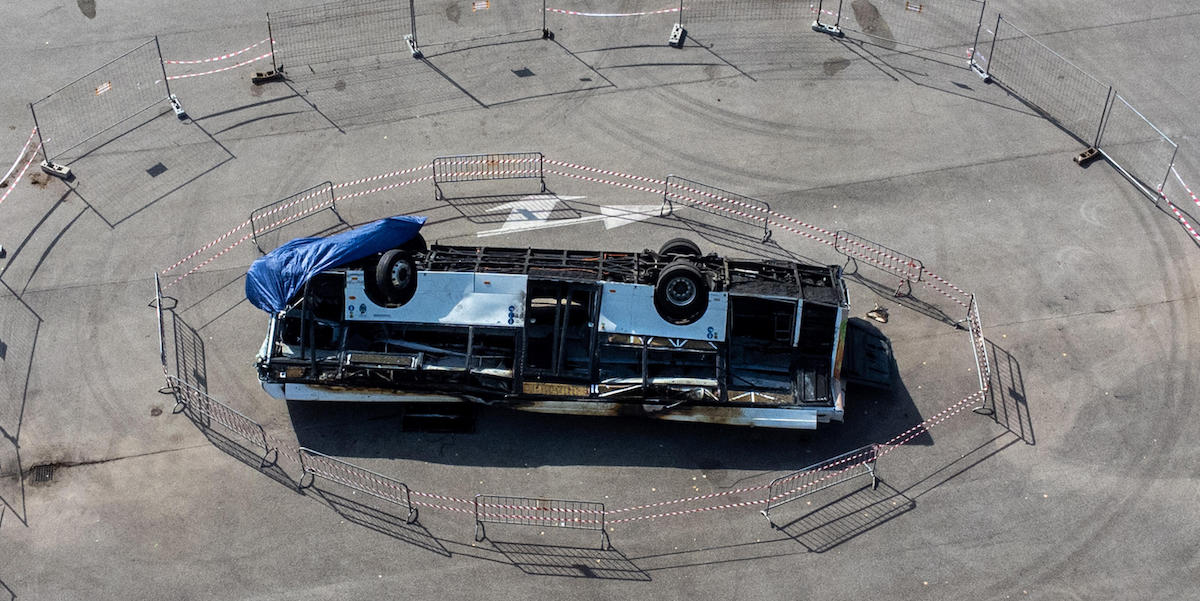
(1171, 167), (1200, 210)
(545, 158), (666, 186)
(334, 174), (433, 202)
(164, 38), (271, 65)
(332, 163), (431, 190)
(1159, 188), (1200, 243)
(412, 500), (475, 514)
(166, 52), (273, 81)
(0, 141), (42, 206)
(546, 168), (665, 196)
(2, 127), (38, 186)
(411, 490), (475, 505)
(545, 6), (681, 17)
(161, 220), (252, 275)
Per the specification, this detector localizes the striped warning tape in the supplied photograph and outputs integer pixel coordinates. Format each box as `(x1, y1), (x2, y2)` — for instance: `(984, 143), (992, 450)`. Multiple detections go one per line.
(411, 499), (475, 514)
(545, 158), (667, 186)
(163, 38), (271, 65)
(411, 490), (475, 505)
(332, 163), (431, 190)
(2, 127), (38, 186)
(545, 168), (664, 195)
(545, 6), (681, 17)
(1160, 191), (1200, 243)
(1171, 167), (1200, 209)
(0, 141), (42, 206)
(166, 52), (273, 81)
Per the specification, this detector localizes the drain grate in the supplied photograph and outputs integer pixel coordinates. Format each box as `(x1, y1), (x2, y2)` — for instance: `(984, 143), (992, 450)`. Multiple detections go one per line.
(32, 464), (54, 482)
(146, 162), (168, 177)
(512, 67), (535, 78)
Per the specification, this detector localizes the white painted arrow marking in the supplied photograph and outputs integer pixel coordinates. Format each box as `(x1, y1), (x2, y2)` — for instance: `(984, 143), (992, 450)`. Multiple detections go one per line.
(476, 194), (663, 237)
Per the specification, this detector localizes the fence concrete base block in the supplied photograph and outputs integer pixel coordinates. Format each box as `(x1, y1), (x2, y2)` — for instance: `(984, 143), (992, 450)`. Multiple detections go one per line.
(668, 23), (686, 48)
(406, 35), (423, 59)
(252, 69), (284, 85)
(169, 94), (187, 120)
(542, 28), (554, 40)
(970, 61), (991, 83)
(811, 21), (844, 37)
(40, 160), (72, 180)
(1074, 147), (1101, 167)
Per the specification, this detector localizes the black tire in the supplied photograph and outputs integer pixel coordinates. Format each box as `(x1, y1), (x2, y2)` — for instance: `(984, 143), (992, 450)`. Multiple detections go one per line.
(654, 260), (709, 324)
(375, 249), (418, 306)
(659, 237), (701, 258)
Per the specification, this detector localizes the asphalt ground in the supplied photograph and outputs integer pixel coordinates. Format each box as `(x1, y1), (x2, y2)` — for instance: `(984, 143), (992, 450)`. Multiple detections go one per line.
(0, 1), (1198, 599)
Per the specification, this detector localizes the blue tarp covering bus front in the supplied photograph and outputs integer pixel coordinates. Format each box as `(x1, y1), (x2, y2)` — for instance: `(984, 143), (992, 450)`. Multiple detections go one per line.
(245, 215), (426, 313)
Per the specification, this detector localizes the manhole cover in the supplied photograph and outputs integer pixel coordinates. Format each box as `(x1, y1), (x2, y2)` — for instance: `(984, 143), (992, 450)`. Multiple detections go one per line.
(512, 67), (535, 78)
(146, 162), (168, 177)
(32, 464), (54, 482)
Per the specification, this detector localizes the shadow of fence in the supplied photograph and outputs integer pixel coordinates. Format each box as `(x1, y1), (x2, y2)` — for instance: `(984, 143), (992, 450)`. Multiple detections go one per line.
(311, 487), (450, 557)
(491, 541), (650, 581)
(0, 278), (41, 528)
(980, 340), (1034, 445)
(775, 480), (914, 552)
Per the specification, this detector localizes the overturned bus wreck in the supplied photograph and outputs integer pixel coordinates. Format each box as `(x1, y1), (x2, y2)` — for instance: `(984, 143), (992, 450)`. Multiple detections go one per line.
(250, 215), (876, 430)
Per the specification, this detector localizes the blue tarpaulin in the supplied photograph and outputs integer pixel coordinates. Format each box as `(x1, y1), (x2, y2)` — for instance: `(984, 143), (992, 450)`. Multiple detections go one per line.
(245, 215), (426, 313)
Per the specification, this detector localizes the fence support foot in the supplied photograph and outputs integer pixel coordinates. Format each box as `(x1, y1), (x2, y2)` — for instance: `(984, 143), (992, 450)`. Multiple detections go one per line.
(668, 23), (686, 48)
(169, 94), (187, 120)
(542, 29), (554, 40)
(252, 69), (284, 85)
(40, 160), (72, 180)
(970, 61), (990, 83)
(812, 21), (844, 37)
(1074, 147), (1101, 167)
(406, 34), (423, 59)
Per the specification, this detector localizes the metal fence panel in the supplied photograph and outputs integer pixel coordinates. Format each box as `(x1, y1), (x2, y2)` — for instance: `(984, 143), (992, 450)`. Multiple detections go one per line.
(683, 0), (811, 24)
(154, 273), (167, 378)
(1097, 94), (1178, 196)
(834, 230), (922, 294)
(966, 294), (990, 393)
(475, 494), (607, 547)
(168, 375), (271, 454)
(433, 152), (545, 199)
(986, 16), (1111, 146)
(249, 182), (338, 254)
(298, 447), (418, 523)
(826, 0), (985, 59)
(415, 0), (546, 49)
(269, 0), (412, 75)
(761, 444), (878, 527)
(661, 175), (771, 243)
(30, 38), (169, 162)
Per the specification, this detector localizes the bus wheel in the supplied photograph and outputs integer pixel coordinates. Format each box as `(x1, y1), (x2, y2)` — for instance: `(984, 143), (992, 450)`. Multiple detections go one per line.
(654, 260), (709, 324)
(658, 237), (701, 258)
(376, 249), (418, 306)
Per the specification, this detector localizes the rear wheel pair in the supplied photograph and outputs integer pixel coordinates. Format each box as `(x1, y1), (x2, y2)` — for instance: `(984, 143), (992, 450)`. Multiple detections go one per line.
(653, 238), (709, 324)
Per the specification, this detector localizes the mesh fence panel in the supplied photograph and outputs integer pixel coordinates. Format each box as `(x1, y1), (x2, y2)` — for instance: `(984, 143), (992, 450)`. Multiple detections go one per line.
(662, 175), (772, 243)
(30, 39), (168, 161)
(762, 444), (878, 524)
(170, 376), (270, 453)
(832, 0), (985, 58)
(269, 0), (411, 74)
(475, 495), (605, 530)
(249, 182), (338, 254)
(1097, 94), (1177, 194)
(299, 448), (417, 520)
(683, 0), (811, 23)
(415, 0), (545, 49)
(987, 16), (1110, 146)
